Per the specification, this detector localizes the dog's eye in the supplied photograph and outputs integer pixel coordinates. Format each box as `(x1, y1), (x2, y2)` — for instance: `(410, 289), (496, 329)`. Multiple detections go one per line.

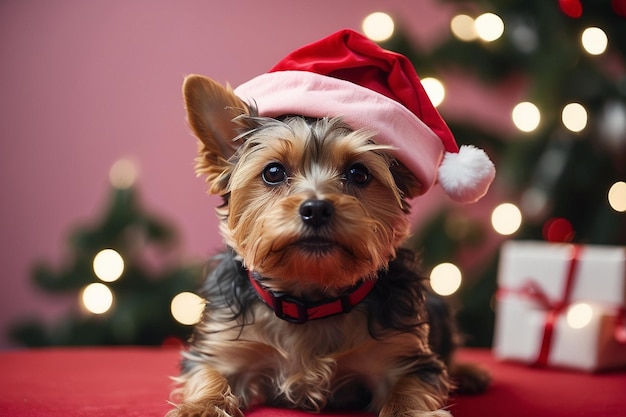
(262, 162), (287, 185)
(346, 163), (370, 186)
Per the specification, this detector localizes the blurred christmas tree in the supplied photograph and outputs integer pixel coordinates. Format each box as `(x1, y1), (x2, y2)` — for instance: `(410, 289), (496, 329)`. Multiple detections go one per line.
(378, 0), (626, 346)
(10, 160), (204, 346)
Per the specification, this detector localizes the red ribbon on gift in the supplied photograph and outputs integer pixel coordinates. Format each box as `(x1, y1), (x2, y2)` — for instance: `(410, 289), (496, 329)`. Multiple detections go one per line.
(530, 245), (582, 365)
(534, 245), (582, 365)
(497, 244), (583, 366)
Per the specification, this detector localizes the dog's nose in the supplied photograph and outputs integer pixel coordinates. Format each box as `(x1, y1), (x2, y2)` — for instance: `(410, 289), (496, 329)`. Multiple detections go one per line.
(299, 199), (334, 228)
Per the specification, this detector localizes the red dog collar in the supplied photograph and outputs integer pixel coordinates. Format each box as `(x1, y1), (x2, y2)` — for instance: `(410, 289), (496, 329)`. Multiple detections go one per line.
(248, 271), (376, 324)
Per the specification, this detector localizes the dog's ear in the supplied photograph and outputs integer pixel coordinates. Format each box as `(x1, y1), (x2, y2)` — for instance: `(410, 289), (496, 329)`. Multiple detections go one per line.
(183, 74), (251, 194)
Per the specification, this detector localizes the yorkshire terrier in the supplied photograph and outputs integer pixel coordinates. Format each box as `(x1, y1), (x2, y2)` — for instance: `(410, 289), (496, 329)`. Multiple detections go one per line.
(168, 30), (492, 417)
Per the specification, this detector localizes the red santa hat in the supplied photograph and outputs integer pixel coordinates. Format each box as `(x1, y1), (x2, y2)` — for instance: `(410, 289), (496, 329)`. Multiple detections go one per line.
(234, 29), (495, 203)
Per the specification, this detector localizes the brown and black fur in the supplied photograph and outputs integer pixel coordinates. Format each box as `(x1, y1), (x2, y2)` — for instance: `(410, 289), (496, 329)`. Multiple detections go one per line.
(166, 75), (489, 417)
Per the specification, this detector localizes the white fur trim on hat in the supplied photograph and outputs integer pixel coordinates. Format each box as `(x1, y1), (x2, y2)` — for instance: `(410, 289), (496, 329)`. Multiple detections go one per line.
(438, 145), (496, 203)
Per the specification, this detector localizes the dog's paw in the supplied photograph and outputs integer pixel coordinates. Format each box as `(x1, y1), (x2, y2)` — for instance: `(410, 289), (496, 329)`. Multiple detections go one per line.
(379, 407), (453, 417)
(165, 404), (244, 417)
(450, 362), (491, 395)
(425, 411), (453, 417)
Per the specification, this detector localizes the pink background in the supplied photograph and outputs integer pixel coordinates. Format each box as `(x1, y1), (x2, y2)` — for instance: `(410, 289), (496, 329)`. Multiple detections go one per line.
(0, 1), (515, 348)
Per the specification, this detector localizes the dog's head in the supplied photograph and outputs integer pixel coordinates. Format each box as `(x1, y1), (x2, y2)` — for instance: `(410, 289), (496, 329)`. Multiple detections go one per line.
(182, 31), (495, 295)
(183, 75), (420, 293)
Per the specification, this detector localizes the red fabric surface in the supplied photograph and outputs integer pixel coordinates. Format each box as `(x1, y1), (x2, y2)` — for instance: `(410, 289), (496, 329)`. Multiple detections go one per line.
(1, 347), (625, 417)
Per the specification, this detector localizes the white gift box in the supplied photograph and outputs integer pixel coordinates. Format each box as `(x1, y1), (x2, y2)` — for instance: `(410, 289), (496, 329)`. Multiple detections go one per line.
(493, 241), (626, 371)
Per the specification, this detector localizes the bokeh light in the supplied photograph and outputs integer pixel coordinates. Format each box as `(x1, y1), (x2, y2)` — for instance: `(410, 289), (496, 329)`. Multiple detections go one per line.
(171, 292), (205, 325)
(512, 102), (541, 132)
(450, 14), (478, 41)
(474, 13), (505, 42)
(82, 283), (113, 315)
(608, 181), (626, 212)
(542, 217), (575, 242)
(421, 77), (445, 107)
(561, 103), (587, 132)
(429, 263), (462, 296)
(581, 27), (608, 55)
(599, 101), (626, 149)
(93, 249), (125, 282)
(613, 0), (626, 17)
(362, 12), (395, 42)
(521, 187), (549, 219)
(566, 302), (593, 329)
(491, 203), (522, 235)
(109, 158), (138, 189)
(559, 0), (583, 18)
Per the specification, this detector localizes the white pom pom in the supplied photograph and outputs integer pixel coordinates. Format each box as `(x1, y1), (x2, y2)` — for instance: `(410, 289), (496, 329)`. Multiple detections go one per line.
(438, 145), (495, 203)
